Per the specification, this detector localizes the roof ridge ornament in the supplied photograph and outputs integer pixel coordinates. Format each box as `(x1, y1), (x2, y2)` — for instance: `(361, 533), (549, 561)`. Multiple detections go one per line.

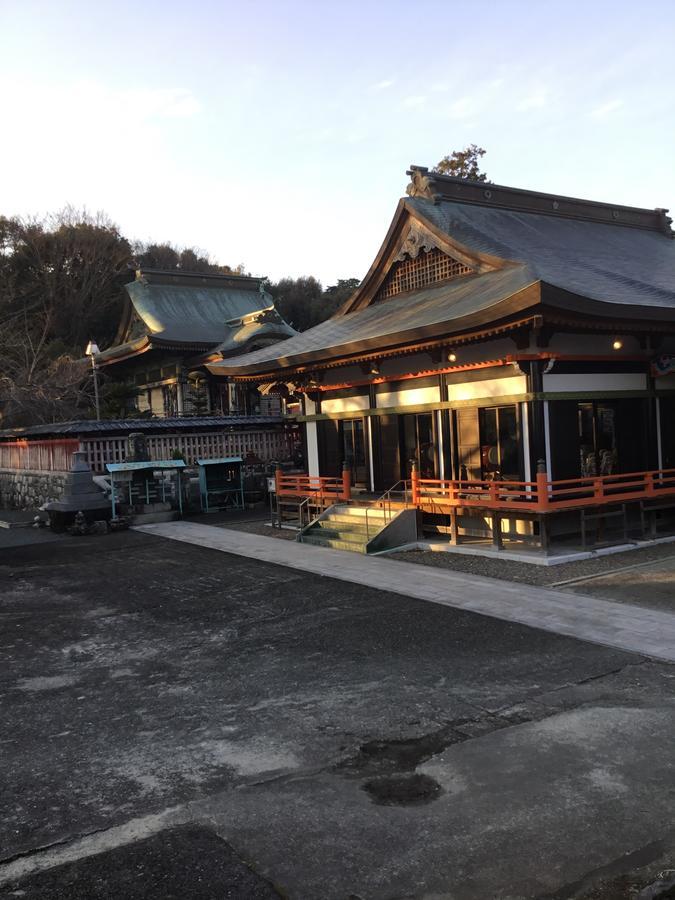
(655, 208), (674, 238)
(406, 166), (441, 203)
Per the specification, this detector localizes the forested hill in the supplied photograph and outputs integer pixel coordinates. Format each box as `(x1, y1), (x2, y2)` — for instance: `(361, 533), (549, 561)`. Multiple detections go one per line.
(0, 209), (358, 427)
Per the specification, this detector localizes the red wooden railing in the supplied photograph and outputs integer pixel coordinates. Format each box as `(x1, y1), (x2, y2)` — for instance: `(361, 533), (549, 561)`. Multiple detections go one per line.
(275, 469), (351, 502)
(0, 439), (79, 472)
(412, 467), (675, 513)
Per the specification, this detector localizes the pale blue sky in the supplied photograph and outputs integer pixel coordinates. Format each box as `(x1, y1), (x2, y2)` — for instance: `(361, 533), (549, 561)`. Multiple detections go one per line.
(1, 0), (674, 284)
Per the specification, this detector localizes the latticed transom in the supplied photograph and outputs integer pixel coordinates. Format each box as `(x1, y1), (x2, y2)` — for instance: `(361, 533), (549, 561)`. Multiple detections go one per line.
(375, 247), (475, 301)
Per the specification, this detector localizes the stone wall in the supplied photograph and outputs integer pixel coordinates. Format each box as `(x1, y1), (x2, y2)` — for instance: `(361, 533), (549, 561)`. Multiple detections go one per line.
(0, 469), (69, 510)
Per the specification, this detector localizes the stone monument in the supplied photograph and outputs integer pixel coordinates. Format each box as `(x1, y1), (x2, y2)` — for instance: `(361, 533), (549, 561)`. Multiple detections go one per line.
(42, 451), (110, 531)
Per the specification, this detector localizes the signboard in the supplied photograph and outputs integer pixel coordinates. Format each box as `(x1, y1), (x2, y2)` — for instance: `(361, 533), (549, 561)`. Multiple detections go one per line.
(651, 355), (675, 377)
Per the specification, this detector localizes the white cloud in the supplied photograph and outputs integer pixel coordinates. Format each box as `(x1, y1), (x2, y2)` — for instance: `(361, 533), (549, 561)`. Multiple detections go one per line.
(447, 97), (472, 119)
(370, 78), (395, 92)
(516, 87), (548, 111)
(402, 95), (427, 108)
(589, 98), (623, 118)
(0, 79), (203, 228)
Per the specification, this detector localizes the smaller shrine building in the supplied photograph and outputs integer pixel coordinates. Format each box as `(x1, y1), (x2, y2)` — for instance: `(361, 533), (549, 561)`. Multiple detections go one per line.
(95, 268), (296, 417)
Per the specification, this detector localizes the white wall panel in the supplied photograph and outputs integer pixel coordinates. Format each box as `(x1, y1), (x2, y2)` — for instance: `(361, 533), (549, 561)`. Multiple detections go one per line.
(447, 375), (527, 402)
(543, 373), (647, 392)
(377, 385), (440, 408)
(321, 394), (369, 414)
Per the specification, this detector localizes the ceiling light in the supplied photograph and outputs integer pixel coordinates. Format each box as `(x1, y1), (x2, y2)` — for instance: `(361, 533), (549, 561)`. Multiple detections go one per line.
(369, 362), (381, 376)
(447, 350), (457, 363)
(612, 339), (623, 350)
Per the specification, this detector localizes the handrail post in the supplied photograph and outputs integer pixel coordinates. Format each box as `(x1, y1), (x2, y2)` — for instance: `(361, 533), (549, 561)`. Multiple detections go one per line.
(275, 466), (283, 495)
(536, 459), (550, 511)
(645, 471), (655, 496)
(593, 476), (603, 501)
(342, 460), (352, 501)
(411, 461), (420, 506)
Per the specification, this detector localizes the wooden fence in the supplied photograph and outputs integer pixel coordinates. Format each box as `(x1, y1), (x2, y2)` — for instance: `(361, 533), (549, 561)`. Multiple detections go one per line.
(0, 429), (293, 475)
(0, 439), (79, 472)
(81, 430), (291, 473)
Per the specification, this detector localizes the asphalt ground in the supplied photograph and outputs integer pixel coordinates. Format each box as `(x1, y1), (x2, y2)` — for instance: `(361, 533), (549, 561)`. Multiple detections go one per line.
(1, 530), (674, 899)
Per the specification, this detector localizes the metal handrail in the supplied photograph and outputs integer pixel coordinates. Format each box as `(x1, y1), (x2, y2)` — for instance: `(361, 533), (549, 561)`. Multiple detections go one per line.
(298, 492), (318, 530)
(363, 479), (410, 541)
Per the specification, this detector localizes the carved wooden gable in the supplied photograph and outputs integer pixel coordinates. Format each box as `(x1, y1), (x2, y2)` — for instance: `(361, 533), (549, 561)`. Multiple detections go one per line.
(373, 224), (477, 303)
(124, 309), (148, 342)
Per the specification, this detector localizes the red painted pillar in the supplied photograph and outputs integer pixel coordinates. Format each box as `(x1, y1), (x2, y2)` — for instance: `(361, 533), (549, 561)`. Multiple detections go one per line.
(275, 467), (283, 495)
(536, 459), (550, 511)
(411, 461), (420, 507)
(645, 471), (655, 496)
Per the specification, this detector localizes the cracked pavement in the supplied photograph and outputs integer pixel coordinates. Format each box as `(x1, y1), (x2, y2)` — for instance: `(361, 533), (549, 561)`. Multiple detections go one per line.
(1, 530), (674, 898)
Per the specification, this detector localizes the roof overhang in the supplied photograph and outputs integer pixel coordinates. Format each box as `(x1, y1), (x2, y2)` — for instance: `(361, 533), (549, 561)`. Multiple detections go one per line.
(207, 283), (543, 379)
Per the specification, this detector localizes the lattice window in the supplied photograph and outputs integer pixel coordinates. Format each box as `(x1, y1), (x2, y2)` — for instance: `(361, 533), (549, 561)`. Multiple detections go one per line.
(375, 247), (475, 302)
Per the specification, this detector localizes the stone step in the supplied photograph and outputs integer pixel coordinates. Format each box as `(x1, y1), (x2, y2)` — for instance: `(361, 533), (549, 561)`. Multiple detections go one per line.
(323, 512), (389, 527)
(301, 534), (368, 553)
(307, 526), (375, 544)
(313, 519), (382, 536)
(330, 504), (387, 515)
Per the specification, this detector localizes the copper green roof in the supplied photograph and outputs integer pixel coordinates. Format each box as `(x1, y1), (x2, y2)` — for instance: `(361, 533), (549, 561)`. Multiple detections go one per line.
(97, 269), (296, 365)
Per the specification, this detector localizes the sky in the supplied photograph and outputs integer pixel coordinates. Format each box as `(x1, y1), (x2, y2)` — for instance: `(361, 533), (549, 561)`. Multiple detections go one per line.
(1, 0), (674, 286)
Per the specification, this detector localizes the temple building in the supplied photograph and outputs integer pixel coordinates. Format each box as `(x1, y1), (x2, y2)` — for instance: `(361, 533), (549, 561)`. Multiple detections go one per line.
(206, 168), (675, 548)
(95, 268), (296, 417)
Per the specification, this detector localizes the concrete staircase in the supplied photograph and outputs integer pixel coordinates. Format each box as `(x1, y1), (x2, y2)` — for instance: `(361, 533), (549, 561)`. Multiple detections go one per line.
(299, 504), (391, 553)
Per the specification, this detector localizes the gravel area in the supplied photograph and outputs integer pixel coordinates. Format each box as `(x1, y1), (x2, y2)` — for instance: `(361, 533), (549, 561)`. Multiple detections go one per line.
(389, 541), (675, 586)
(183, 508), (298, 542)
(216, 519), (298, 541)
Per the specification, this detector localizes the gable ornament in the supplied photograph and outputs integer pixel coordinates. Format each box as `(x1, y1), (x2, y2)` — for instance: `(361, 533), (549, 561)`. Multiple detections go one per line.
(394, 224), (440, 261)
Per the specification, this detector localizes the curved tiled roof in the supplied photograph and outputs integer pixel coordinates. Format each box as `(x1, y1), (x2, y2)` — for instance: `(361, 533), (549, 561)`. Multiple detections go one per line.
(208, 266), (537, 375)
(409, 197), (675, 309)
(210, 180), (675, 377)
(97, 269), (296, 363)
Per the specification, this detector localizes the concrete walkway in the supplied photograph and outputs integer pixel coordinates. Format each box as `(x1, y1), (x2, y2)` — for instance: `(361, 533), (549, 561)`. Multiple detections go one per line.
(135, 522), (675, 663)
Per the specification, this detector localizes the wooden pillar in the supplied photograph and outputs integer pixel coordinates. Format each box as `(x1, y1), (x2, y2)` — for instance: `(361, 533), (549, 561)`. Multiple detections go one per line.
(437, 373), (452, 480)
(368, 383), (383, 491)
(341, 459), (352, 500)
(646, 368), (660, 470)
(527, 361), (548, 479)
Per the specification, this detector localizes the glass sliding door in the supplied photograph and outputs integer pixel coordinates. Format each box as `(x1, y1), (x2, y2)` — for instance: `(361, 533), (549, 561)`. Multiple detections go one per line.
(401, 413), (437, 479)
(453, 404), (522, 482)
(479, 405), (520, 481)
(342, 418), (368, 486)
(577, 399), (647, 476)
